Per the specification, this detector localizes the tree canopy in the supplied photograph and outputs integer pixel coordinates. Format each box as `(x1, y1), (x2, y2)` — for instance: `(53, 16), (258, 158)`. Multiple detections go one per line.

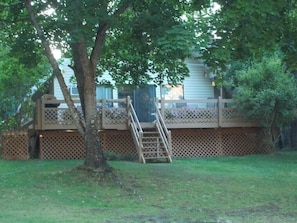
(202, 0), (297, 72)
(0, 30), (50, 130)
(0, 0), (212, 169)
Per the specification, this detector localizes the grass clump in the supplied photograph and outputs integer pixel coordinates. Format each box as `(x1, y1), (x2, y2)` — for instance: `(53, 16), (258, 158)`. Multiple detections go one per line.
(0, 151), (297, 222)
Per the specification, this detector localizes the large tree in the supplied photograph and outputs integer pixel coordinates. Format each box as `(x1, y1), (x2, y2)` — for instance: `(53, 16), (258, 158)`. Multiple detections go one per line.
(0, 0), (210, 170)
(199, 0), (297, 148)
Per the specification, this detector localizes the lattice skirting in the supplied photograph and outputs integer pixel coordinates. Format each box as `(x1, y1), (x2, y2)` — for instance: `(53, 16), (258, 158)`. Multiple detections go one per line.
(171, 128), (270, 158)
(38, 130), (136, 160)
(1, 128), (270, 160)
(1, 131), (30, 160)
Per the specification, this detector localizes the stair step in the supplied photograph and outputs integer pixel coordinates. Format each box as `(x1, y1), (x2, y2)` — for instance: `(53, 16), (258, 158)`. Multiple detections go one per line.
(143, 155), (170, 159)
(140, 122), (156, 129)
(142, 148), (166, 151)
(143, 132), (159, 136)
(142, 144), (165, 148)
(143, 136), (159, 139)
(142, 142), (164, 145)
(142, 138), (162, 141)
(143, 144), (163, 147)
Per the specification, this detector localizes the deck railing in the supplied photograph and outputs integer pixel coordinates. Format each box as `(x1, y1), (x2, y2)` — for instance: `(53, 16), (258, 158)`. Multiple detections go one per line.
(34, 96), (258, 130)
(127, 96), (145, 162)
(155, 99), (172, 159)
(159, 97), (258, 128)
(35, 98), (129, 130)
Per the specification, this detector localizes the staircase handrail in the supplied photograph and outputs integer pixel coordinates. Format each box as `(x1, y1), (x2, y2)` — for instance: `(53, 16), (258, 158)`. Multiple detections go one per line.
(154, 100), (172, 160)
(127, 96), (145, 162)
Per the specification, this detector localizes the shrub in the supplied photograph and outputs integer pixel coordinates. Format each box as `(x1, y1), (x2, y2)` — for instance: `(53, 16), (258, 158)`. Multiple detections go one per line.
(233, 52), (297, 148)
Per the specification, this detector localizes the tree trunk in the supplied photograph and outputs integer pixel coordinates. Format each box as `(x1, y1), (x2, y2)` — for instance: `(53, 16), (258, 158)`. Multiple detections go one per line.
(25, 0), (110, 171)
(72, 45), (109, 171)
(84, 122), (108, 170)
(81, 72), (108, 170)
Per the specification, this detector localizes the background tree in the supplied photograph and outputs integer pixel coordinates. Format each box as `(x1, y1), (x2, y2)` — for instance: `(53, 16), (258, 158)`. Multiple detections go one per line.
(199, 0), (297, 149)
(0, 0), (210, 171)
(233, 52), (297, 148)
(0, 28), (50, 130)
(201, 0), (297, 71)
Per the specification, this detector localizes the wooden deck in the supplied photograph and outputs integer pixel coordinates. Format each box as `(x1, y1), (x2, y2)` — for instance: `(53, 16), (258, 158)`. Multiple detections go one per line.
(1, 97), (264, 161)
(34, 97), (259, 131)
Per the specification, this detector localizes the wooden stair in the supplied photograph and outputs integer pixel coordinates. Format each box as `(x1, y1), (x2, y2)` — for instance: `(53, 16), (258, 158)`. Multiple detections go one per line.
(128, 98), (172, 164)
(139, 125), (172, 163)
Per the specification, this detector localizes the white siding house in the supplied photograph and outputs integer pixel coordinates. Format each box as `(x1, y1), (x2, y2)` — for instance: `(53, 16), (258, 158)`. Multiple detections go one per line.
(52, 58), (214, 101)
(183, 58), (214, 100)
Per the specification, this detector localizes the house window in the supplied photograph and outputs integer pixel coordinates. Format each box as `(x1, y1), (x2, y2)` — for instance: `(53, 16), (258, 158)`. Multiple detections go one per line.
(69, 86), (112, 99)
(162, 85), (184, 100)
(96, 86), (113, 107)
(161, 85), (184, 108)
(69, 86), (79, 96)
(96, 86), (112, 100)
(118, 85), (133, 99)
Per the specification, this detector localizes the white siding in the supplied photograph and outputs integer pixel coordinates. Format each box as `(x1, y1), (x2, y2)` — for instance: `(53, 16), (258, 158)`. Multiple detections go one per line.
(52, 58), (214, 100)
(183, 58), (214, 99)
(155, 58), (214, 99)
(53, 58), (74, 100)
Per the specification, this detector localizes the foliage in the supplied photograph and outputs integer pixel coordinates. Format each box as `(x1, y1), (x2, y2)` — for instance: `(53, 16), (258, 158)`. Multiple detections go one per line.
(0, 1), (52, 130)
(233, 52), (297, 147)
(1, 153), (297, 222)
(0, 42), (50, 130)
(201, 0), (297, 72)
(64, 1), (211, 87)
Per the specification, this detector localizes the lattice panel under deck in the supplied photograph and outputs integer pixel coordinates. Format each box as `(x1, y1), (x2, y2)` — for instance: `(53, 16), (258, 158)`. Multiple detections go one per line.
(100, 130), (137, 156)
(39, 131), (85, 159)
(221, 130), (257, 156)
(1, 131), (29, 160)
(172, 129), (222, 157)
(171, 128), (265, 158)
(39, 130), (137, 160)
(36, 127), (268, 160)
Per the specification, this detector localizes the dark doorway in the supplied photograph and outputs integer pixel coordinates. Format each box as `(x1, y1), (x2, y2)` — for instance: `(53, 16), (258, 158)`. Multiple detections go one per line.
(118, 85), (156, 122)
(133, 85), (156, 122)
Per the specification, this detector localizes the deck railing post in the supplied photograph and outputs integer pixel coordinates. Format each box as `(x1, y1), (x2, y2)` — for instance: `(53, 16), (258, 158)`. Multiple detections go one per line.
(218, 96), (223, 127)
(35, 99), (42, 130)
(127, 96), (131, 127)
(161, 97), (165, 119)
(102, 99), (106, 129)
(41, 98), (45, 130)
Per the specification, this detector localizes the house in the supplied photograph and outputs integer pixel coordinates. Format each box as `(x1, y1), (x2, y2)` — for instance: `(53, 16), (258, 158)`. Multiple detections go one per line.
(1, 58), (270, 162)
(51, 58), (216, 122)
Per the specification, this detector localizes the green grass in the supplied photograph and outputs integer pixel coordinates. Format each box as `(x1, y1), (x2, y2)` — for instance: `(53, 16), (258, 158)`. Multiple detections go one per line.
(1, 151), (297, 223)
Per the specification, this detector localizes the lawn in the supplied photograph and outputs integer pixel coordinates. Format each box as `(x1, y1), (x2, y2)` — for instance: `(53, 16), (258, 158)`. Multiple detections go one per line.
(0, 151), (297, 223)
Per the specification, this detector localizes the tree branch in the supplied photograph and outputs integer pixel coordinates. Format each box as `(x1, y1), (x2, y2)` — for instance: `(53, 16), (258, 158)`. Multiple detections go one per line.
(90, 2), (131, 68)
(24, 0), (59, 71)
(24, 0), (86, 134)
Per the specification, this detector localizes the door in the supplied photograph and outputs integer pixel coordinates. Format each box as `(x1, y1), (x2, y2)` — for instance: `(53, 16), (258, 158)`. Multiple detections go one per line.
(133, 85), (156, 122)
(118, 85), (156, 122)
